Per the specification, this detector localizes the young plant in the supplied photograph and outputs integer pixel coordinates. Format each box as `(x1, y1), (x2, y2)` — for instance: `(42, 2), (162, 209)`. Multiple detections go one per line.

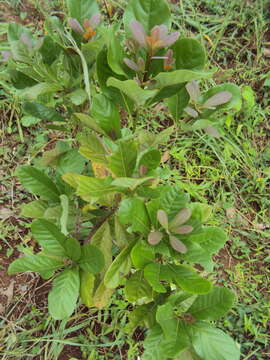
(8, 0), (243, 359)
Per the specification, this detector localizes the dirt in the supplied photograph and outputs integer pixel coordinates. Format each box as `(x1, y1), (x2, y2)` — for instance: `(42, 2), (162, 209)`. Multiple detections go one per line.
(59, 345), (83, 360)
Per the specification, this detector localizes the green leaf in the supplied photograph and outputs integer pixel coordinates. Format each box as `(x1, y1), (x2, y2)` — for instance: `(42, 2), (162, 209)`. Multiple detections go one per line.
(107, 78), (158, 106)
(48, 267), (80, 320)
(188, 226), (227, 255)
(156, 303), (190, 356)
(79, 244), (105, 274)
(172, 38), (206, 70)
(31, 219), (66, 256)
(8, 22), (25, 42)
(131, 240), (155, 269)
(166, 86), (190, 120)
(200, 83), (242, 116)
(92, 280), (114, 309)
(161, 185), (190, 218)
(104, 241), (135, 289)
(91, 94), (121, 139)
(144, 263), (172, 293)
(111, 177), (153, 190)
(188, 322), (240, 360)
(74, 113), (107, 136)
(67, 89), (87, 106)
(183, 241), (214, 271)
(22, 102), (64, 122)
(126, 303), (157, 334)
(153, 69), (213, 90)
(66, 0), (99, 24)
(91, 221), (112, 272)
(124, 271), (153, 302)
(168, 292), (197, 313)
(39, 35), (61, 65)
(60, 194), (69, 236)
(142, 325), (167, 360)
(57, 149), (85, 175)
(20, 200), (47, 219)
(139, 149), (161, 171)
(79, 134), (108, 164)
(8, 254), (63, 275)
(108, 138), (137, 177)
(118, 198), (151, 234)
(107, 24), (126, 76)
(64, 238), (81, 262)
(96, 48), (134, 112)
(123, 0), (171, 34)
(44, 16), (66, 48)
(242, 85), (255, 109)
(114, 217), (132, 248)
(16, 166), (60, 202)
(80, 270), (95, 307)
(21, 115), (41, 127)
(188, 286), (235, 321)
(42, 143), (69, 167)
(76, 176), (123, 202)
(169, 264), (212, 294)
(21, 83), (62, 101)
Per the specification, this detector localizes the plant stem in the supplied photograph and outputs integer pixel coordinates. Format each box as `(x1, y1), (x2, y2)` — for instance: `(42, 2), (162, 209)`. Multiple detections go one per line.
(132, 109), (140, 133)
(85, 195), (121, 244)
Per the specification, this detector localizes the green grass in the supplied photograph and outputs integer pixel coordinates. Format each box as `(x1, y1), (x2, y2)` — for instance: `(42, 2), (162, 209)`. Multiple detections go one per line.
(0, 0), (269, 359)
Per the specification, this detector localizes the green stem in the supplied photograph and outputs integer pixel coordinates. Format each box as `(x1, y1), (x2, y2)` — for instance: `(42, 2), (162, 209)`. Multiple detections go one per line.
(132, 109), (140, 133)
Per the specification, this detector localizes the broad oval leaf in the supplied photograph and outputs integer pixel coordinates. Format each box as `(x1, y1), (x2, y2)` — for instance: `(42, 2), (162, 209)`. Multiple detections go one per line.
(144, 263), (172, 293)
(91, 93), (121, 139)
(139, 149), (161, 171)
(169, 264), (212, 294)
(188, 322), (240, 360)
(79, 244), (105, 274)
(204, 125), (221, 138)
(172, 225), (193, 235)
(8, 254), (63, 275)
(80, 270), (95, 308)
(188, 226), (227, 255)
(91, 221), (112, 273)
(64, 237), (81, 262)
(153, 69), (213, 90)
(169, 208), (192, 229)
(157, 209), (168, 230)
(173, 38), (206, 70)
(202, 91), (232, 109)
(66, 0), (99, 24)
(169, 235), (187, 253)
(23, 102), (64, 122)
(200, 83), (242, 116)
(31, 219), (66, 256)
(92, 280), (114, 309)
(185, 81), (201, 102)
(123, 0), (171, 35)
(104, 240), (135, 289)
(124, 271), (153, 302)
(160, 185), (190, 218)
(107, 77), (158, 106)
(79, 134), (108, 164)
(166, 86), (190, 120)
(131, 240), (155, 269)
(48, 267), (80, 320)
(148, 231), (163, 245)
(188, 286), (235, 321)
(20, 200), (47, 219)
(16, 166), (60, 202)
(108, 138), (137, 177)
(118, 198), (151, 234)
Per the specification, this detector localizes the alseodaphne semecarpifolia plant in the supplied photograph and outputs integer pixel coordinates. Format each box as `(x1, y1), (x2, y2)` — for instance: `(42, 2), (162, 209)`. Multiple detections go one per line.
(8, 0), (242, 359)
